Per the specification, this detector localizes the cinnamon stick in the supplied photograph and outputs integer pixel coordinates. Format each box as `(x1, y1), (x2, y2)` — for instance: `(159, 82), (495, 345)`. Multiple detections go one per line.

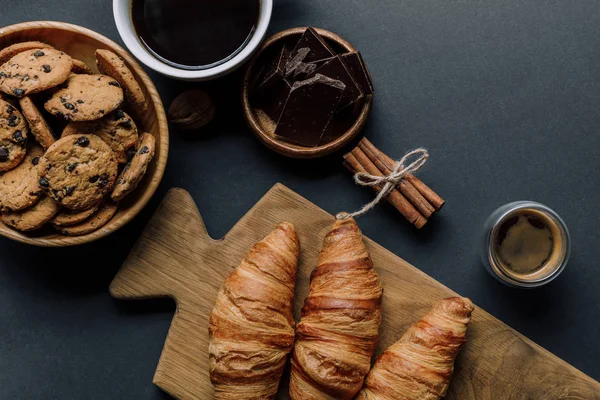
(345, 149), (427, 228)
(359, 140), (435, 218)
(360, 138), (445, 211)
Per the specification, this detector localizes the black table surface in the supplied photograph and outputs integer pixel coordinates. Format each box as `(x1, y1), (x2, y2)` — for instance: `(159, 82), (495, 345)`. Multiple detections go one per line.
(2, 0), (599, 398)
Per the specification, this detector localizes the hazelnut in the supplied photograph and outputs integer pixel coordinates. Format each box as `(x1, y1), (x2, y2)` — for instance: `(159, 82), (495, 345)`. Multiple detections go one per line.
(168, 90), (215, 130)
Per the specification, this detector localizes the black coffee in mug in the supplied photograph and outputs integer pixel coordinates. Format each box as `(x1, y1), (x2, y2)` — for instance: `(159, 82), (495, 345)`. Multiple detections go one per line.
(131, 0), (260, 70)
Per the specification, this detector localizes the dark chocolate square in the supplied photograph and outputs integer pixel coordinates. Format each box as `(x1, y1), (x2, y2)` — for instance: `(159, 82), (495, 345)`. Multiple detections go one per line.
(311, 56), (363, 109)
(258, 79), (292, 122)
(340, 52), (373, 95)
(275, 74), (346, 147)
(293, 27), (336, 63)
(254, 45), (289, 95)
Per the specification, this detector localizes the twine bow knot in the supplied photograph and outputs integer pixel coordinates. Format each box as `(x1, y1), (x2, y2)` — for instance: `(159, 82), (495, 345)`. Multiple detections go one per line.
(336, 148), (429, 220)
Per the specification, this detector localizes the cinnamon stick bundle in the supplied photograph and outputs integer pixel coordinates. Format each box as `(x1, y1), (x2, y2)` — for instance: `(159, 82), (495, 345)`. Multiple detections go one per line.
(343, 138), (445, 228)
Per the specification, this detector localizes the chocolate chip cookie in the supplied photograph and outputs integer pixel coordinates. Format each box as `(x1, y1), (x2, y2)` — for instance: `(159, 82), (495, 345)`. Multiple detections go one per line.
(0, 144), (44, 210)
(0, 48), (72, 97)
(19, 96), (55, 150)
(58, 201), (118, 236)
(44, 74), (123, 121)
(111, 132), (155, 201)
(0, 41), (54, 65)
(62, 109), (138, 163)
(71, 59), (93, 74)
(51, 204), (99, 227)
(0, 98), (28, 171)
(95, 50), (147, 117)
(1, 195), (60, 231)
(39, 134), (118, 210)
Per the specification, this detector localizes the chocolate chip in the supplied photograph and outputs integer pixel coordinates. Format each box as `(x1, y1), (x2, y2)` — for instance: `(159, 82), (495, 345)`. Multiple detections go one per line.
(76, 99), (85, 104)
(0, 147), (8, 161)
(12, 88), (24, 97)
(108, 81), (120, 87)
(0, 72), (7, 78)
(64, 102), (75, 110)
(52, 189), (63, 202)
(75, 136), (89, 147)
(46, 163), (52, 171)
(139, 146), (150, 155)
(60, 97), (67, 103)
(39, 176), (50, 188)
(98, 174), (110, 188)
(7, 115), (18, 127)
(66, 162), (78, 172)
(119, 119), (133, 129)
(33, 50), (45, 58)
(114, 109), (125, 120)
(99, 109), (105, 114)
(31, 157), (40, 165)
(63, 186), (76, 196)
(42, 65), (52, 73)
(12, 130), (25, 145)
(88, 175), (99, 183)
(6, 104), (14, 114)
(30, 190), (44, 197)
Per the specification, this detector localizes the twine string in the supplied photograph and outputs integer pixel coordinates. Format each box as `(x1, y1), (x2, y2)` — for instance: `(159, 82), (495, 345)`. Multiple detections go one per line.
(336, 148), (429, 220)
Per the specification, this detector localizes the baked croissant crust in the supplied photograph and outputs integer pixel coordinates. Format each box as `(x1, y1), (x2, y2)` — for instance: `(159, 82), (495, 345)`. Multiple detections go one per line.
(356, 297), (474, 400)
(208, 222), (299, 400)
(290, 218), (383, 400)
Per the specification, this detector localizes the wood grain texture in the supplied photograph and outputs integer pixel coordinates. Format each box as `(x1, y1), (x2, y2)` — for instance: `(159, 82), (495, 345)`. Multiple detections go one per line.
(110, 185), (600, 400)
(242, 27), (373, 159)
(0, 21), (169, 247)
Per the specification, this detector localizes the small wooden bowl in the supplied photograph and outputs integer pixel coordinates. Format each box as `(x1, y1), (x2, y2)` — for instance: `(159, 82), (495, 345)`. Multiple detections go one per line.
(242, 27), (373, 159)
(0, 21), (169, 247)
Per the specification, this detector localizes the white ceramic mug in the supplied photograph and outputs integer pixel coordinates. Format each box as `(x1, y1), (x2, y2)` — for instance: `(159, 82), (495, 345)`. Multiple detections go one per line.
(112, 0), (273, 81)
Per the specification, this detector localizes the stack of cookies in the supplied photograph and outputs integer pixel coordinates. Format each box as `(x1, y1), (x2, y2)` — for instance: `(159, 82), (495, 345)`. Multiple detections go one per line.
(0, 42), (155, 236)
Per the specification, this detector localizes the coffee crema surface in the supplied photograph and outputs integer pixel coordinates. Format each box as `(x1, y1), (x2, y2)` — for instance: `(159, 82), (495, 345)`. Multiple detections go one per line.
(493, 208), (563, 280)
(131, 0), (260, 69)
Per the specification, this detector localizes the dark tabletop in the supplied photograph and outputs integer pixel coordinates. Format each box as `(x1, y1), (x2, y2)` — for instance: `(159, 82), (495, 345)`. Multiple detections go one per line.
(1, 0), (599, 398)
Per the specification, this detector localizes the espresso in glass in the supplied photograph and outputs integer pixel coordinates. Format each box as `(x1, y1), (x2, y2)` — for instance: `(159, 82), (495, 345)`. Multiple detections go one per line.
(483, 201), (570, 288)
(131, 0), (260, 70)
(493, 209), (564, 281)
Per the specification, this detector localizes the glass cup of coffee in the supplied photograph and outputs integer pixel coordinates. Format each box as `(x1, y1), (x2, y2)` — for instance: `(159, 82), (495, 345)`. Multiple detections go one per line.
(481, 201), (571, 288)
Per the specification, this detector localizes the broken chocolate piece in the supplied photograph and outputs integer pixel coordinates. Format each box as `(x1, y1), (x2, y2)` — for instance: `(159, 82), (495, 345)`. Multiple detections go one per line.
(293, 27), (336, 63)
(259, 79), (292, 122)
(340, 52), (373, 95)
(254, 45), (290, 95)
(311, 56), (363, 110)
(319, 102), (361, 146)
(275, 74), (346, 147)
(284, 48), (310, 77)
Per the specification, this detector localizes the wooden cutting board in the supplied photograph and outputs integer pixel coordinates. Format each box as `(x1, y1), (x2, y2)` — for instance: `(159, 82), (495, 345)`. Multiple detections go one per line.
(110, 185), (600, 399)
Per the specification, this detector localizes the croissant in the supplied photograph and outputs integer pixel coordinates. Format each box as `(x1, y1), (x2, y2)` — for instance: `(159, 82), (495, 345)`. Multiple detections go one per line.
(208, 222), (299, 400)
(290, 218), (383, 400)
(356, 297), (474, 400)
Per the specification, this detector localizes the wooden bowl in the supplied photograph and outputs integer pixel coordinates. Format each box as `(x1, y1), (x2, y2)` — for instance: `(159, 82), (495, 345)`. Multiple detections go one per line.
(242, 27), (373, 159)
(0, 21), (169, 247)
